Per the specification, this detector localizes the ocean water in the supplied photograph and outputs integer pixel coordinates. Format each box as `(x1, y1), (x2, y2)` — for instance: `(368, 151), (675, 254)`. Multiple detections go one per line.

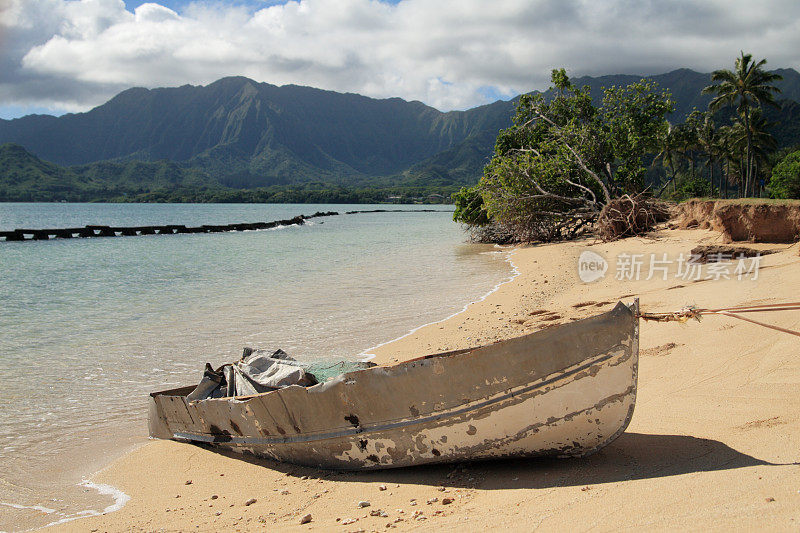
(0, 203), (512, 531)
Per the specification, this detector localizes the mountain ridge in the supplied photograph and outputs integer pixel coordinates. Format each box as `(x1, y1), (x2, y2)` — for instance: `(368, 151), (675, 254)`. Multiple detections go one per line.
(1, 67), (799, 195)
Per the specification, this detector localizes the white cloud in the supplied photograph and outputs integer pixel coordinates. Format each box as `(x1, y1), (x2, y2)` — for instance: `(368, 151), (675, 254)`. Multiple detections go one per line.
(2, 0), (800, 116)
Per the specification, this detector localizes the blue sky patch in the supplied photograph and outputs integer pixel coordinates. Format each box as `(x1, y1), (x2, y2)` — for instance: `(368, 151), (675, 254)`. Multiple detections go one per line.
(123, 0), (402, 14)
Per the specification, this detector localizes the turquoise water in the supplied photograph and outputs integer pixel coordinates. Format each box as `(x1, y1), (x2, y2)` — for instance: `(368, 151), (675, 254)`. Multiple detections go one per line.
(0, 203), (511, 530)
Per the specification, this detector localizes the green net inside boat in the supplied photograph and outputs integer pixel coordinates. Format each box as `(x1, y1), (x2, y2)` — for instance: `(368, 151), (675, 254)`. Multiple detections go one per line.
(305, 360), (376, 382)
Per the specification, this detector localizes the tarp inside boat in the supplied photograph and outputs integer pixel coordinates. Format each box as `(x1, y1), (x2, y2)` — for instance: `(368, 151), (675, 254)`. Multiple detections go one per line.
(185, 348), (376, 401)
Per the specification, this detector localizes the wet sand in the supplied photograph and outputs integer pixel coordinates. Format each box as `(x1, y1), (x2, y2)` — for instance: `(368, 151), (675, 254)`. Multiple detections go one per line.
(49, 228), (800, 531)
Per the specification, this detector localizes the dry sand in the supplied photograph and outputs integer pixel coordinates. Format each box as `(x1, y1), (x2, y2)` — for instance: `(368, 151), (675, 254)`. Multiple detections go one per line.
(50, 228), (800, 532)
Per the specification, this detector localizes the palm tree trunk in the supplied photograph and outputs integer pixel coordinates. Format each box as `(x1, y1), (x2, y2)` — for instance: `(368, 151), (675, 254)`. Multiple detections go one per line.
(739, 157), (744, 198)
(753, 157), (761, 198)
(656, 163), (678, 198)
(672, 165), (678, 192)
(744, 107), (752, 197)
(709, 158), (715, 197)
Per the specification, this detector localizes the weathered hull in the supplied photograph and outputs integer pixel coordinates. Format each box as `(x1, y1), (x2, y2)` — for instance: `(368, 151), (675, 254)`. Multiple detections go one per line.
(148, 301), (639, 469)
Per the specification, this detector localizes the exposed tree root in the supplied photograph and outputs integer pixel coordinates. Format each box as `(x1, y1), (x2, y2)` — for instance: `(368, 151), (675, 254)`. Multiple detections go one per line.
(595, 194), (672, 241)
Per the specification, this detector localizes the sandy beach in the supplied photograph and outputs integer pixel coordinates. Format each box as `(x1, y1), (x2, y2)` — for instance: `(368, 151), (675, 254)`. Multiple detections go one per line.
(50, 226), (800, 532)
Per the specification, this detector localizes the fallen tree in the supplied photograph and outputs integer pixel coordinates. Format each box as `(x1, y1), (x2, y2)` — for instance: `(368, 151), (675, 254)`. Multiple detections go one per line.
(454, 69), (674, 242)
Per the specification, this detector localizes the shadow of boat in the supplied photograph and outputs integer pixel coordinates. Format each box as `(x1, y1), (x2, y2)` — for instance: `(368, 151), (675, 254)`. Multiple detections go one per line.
(192, 432), (790, 490)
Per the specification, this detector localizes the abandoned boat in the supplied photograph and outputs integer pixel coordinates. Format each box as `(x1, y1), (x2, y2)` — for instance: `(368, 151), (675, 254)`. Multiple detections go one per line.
(148, 300), (639, 470)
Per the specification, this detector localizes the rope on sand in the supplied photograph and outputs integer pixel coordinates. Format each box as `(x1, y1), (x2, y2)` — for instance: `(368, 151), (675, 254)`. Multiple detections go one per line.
(638, 302), (800, 338)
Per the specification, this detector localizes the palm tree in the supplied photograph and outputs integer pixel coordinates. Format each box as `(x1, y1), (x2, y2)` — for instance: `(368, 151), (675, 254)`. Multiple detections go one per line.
(677, 112), (701, 178)
(716, 125), (744, 198)
(653, 125), (682, 197)
(722, 110), (777, 196)
(696, 113), (718, 194)
(702, 52), (782, 196)
(743, 108), (777, 196)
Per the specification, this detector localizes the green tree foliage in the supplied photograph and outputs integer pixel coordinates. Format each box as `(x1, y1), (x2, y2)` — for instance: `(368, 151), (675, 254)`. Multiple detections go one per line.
(703, 52), (783, 196)
(709, 108), (777, 197)
(695, 113), (719, 193)
(459, 70), (673, 241)
(653, 125), (682, 195)
(652, 54), (785, 199)
(452, 184), (489, 225)
(664, 172), (713, 201)
(770, 150), (800, 198)
(601, 80), (676, 191)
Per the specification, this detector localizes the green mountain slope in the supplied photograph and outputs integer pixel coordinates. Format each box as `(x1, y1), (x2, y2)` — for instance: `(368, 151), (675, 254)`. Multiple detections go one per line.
(0, 143), (96, 201)
(0, 77), (511, 187)
(0, 143), (462, 203)
(0, 144), (221, 201)
(0, 68), (798, 199)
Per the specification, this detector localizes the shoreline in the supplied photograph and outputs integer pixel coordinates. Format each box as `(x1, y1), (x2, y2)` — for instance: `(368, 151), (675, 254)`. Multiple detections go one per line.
(49, 227), (800, 531)
(29, 244), (517, 530)
(2, 434), (145, 532)
(1, 205), (499, 533)
(359, 246), (520, 362)
(35, 481), (131, 530)
(27, 244), (516, 530)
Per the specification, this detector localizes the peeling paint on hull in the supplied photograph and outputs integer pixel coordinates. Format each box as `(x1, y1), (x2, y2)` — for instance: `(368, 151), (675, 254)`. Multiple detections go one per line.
(148, 301), (639, 470)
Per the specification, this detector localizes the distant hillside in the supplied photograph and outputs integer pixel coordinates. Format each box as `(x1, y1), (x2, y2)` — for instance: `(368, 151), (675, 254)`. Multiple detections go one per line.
(0, 143), (460, 203)
(0, 143), (95, 201)
(0, 143), (221, 201)
(1, 68), (798, 199)
(0, 78), (515, 188)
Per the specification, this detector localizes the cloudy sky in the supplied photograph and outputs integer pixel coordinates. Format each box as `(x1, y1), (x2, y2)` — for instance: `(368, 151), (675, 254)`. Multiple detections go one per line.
(2, 0), (800, 119)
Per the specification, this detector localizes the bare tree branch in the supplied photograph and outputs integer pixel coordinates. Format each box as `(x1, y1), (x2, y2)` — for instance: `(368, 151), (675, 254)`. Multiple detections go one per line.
(529, 106), (613, 203)
(520, 168), (589, 205)
(563, 177), (598, 204)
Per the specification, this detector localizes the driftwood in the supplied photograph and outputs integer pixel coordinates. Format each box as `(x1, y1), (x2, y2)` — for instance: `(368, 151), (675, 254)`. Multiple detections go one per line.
(688, 245), (778, 262)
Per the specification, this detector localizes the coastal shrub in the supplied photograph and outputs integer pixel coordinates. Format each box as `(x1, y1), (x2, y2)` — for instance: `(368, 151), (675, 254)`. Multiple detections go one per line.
(463, 224), (516, 244)
(770, 150), (800, 199)
(453, 185), (520, 243)
(455, 68), (674, 243)
(664, 172), (714, 201)
(452, 184), (490, 225)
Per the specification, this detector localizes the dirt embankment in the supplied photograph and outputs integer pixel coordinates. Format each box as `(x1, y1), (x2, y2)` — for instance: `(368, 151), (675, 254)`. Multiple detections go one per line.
(673, 199), (800, 243)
